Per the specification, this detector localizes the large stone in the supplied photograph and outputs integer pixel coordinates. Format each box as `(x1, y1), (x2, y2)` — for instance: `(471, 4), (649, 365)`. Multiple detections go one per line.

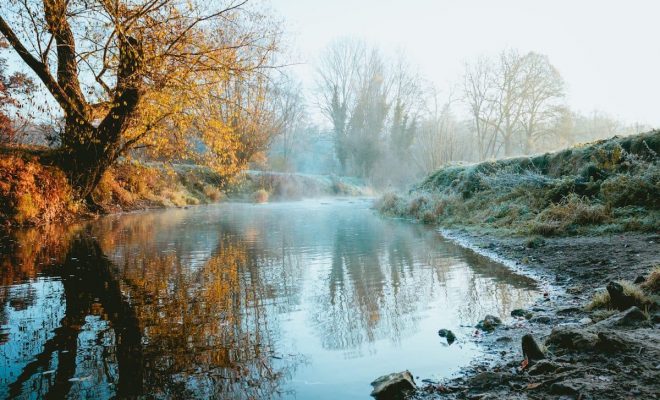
(606, 281), (638, 311)
(438, 329), (456, 345)
(527, 360), (560, 376)
(550, 380), (581, 395)
(370, 371), (416, 400)
(595, 332), (629, 353)
(522, 334), (545, 361)
(545, 326), (599, 352)
(476, 315), (502, 332)
(595, 306), (649, 328)
(511, 309), (533, 319)
(469, 372), (511, 389)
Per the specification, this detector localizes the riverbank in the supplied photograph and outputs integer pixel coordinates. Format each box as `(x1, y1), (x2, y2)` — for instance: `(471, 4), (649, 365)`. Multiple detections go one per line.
(377, 131), (659, 236)
(0, 147), (371, 227)
(373, 131), (659, 399)
(408, 229), (659, 400)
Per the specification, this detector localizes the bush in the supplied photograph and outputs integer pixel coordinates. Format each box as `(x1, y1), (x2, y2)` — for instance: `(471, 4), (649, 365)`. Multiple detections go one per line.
(641, 267), (660, 294)
(0, 154), (77, 225)
(530, 194), (610, 236)
(203, 185), (223, 202)
(252, 189), (269, 203)
(600, 168), (659, 208)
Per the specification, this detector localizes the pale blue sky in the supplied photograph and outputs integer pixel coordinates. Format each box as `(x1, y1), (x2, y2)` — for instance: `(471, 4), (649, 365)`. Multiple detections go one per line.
(269, 0), (660, 126)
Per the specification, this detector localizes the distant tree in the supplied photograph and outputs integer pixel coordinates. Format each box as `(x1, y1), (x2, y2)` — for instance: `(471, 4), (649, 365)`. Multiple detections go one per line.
(346, 47), (390, 178)
(316, 39), (365, 174)
(388, 54), (420, 161)
(463, 50), (565, 158)
(463, 56), (499, 160)
(271, 76), (306, 171)
(412, 87), (459, 172)
(518, 52), (565, 153)
(0, 0), (279, 201)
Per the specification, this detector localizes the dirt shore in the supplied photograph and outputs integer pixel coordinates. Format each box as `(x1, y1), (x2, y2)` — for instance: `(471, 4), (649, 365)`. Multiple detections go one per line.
(413, 230), (659, 400)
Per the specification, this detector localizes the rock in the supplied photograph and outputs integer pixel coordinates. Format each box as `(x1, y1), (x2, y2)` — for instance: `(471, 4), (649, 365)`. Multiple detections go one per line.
(651, 312), (660, 324)
(370, 371), (416, 400)
(438, 329), (456, 345)
(545, 326), (599, 352)
(606, 281), (638, 311)
(634, 275), (646, 284)
(556, 306), (581, 315)
(530, 316), (552, 324)
(469, 372), (510, 389)
(550, 381), (581, 395)
(476, 315), (502, 332)
(595, 332), (628, 353)
(595, 306), (649, 328)
(522, 334), (545, 361)
(579, 317), (593, 325)
(527, 360), (560, 376)
(511, 309), (532, 319)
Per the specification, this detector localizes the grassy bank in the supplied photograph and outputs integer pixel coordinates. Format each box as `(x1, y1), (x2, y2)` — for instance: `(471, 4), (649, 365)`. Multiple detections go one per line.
(224, 170), (372, 202)
(1, 148), (373, 226)
(0, 152), (226, 226)
(377, 130), (659, 236)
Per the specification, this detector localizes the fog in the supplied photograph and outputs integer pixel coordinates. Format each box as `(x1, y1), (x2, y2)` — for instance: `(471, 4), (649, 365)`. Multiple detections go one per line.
(263, 0), (658, 187)
(272, 0), (660, 126)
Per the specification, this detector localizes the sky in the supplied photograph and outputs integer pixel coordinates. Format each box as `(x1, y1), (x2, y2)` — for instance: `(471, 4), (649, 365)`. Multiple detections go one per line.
(268, 0), (660, 126)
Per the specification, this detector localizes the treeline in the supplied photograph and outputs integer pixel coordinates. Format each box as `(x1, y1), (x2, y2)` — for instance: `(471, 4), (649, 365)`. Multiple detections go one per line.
(268, 38), (652, 187)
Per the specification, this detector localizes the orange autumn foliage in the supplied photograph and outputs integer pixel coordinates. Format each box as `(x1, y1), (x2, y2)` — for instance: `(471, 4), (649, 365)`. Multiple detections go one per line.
(0, 153), (78, 225)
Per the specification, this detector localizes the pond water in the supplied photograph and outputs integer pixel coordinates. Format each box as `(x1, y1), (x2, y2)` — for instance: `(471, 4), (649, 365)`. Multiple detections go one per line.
(0, 198), (539, 399)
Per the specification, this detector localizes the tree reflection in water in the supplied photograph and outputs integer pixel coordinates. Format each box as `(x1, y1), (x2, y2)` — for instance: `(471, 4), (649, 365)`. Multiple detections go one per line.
(0, 200), (539, 399)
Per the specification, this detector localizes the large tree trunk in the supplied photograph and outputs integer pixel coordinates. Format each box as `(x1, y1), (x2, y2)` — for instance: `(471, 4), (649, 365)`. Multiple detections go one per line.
(56, 134), (120, 202)
(0, 2), (142, 202)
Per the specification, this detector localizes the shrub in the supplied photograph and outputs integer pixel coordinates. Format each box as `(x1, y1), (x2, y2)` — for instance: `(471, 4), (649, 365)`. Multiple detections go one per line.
(530, 194), (610, 236)
(0, 154), (76, 225)
(203, 185), (223, 202)
(641, 267), (660, 294)
(600, 168), (659, 208)
(252, 189), (269, 203)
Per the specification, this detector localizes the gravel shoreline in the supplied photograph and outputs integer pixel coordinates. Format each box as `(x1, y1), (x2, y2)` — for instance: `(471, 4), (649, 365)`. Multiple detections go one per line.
(409, 230), (659, 400)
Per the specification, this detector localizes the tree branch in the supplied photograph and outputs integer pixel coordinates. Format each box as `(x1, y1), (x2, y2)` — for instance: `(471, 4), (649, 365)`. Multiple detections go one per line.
(0, 14), (86, 122)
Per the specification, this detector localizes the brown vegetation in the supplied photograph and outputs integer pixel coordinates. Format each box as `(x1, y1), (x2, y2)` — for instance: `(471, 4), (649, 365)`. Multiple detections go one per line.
(0, 153), (78, 226)
(0, 149), (227, 225)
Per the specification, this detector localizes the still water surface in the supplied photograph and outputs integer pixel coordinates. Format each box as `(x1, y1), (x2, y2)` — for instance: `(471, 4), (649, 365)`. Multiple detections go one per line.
(0, 199), (539, 399)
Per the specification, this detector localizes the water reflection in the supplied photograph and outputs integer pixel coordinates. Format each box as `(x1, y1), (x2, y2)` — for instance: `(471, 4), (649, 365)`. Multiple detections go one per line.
(0, 199), (539, 399)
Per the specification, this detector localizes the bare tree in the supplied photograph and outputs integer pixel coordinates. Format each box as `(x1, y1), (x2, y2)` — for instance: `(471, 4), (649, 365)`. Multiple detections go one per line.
(463, 57), (499, 160)
(413, 87), (458, 172)
(270, 75), (306, 171)
(463, 50), (566, 158)
(518, 52), (565, 153)
(316, 38), (365, 174)
(388, 53), (421, 160)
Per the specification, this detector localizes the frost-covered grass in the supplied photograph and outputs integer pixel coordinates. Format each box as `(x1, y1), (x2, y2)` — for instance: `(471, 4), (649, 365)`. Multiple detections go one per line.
(377, 130), (660, 236)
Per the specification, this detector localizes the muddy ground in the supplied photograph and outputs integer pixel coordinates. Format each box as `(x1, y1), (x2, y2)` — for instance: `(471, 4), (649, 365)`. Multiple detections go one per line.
(412, 231), (659, 400)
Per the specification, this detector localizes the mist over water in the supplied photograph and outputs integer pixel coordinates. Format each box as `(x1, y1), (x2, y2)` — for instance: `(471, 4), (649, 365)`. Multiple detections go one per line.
(0, 199), (539, 399)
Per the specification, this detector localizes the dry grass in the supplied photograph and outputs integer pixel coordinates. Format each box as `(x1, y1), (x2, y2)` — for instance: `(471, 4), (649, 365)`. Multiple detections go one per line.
(586, 280), (652, 310)
(92, 161), (226, 212)
(641, 266), (660, 293)
(529, 194), (610, 236)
